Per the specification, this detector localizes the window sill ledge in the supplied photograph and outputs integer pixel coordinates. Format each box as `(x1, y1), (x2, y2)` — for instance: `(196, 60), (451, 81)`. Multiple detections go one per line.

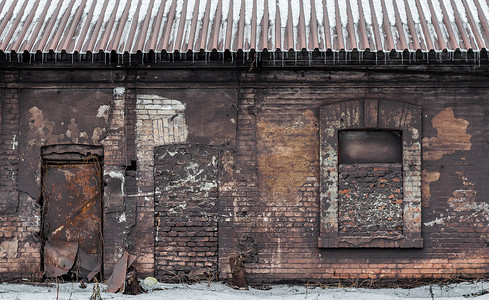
(318, 236), (423, 248)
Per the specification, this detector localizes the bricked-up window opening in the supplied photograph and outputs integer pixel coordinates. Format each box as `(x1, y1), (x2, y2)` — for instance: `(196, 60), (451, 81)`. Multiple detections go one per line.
(319, 100), (422, 248)
(338, 130), (403, 237)
(154, 144), (219, 281)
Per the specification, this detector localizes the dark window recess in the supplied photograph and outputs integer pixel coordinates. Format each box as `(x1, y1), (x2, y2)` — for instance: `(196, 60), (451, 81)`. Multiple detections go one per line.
(125, 160), (137, 176)
(339, 130), (402, 164)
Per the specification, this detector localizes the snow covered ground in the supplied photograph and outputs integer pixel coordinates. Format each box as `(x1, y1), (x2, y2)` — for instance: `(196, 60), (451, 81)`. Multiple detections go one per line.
(0, 279), (488, 300)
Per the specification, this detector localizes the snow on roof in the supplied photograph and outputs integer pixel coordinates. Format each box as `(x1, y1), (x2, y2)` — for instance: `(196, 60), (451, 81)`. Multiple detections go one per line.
(0, 0), (488, 54)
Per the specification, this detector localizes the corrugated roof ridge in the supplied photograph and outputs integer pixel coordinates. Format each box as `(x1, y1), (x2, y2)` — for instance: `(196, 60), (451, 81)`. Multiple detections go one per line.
(1, 0), (489, 54)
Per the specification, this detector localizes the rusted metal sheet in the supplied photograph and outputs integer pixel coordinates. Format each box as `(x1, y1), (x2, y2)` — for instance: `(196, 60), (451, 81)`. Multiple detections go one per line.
(78, 246), (101, 281)
(42, 162), (103, 272)
(106, 251), (137, 293)
(0, 0), (488, 54)
(43, 240), (78, 278)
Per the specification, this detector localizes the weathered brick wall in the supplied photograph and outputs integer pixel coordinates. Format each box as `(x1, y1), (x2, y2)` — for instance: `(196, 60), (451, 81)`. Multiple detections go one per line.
(0, 64), (488, 283)
(134, 94), (188, 276)
(218, 69), (489, 283)
(0, 88), (40, 280)
(154, 144), (219, 281)
(218, 85), (262, 277)
(0, 84), (122, 280)
(338, 163), (403, 236)
(0, 88), (19, 213)
(101, 87), (129, 275)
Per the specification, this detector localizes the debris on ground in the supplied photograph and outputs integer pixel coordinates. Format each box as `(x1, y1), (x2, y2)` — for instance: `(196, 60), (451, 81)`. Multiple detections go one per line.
(105, 250), (145, 295)
(229, 255), (248, 290)
(43, 240), (100, 281)
(143, 277), (158, 286)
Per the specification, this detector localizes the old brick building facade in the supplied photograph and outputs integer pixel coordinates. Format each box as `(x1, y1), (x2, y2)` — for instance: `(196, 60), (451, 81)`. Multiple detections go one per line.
(0, 0), (488, 284)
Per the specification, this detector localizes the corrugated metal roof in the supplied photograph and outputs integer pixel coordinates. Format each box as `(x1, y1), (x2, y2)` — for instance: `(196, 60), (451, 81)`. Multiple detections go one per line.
(1, 0), (489, 54)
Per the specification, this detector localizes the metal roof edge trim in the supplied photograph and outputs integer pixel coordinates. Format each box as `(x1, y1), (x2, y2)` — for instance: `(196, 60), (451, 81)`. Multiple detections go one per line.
(1, 48), (487, 66)
(1, 48), (486, 55)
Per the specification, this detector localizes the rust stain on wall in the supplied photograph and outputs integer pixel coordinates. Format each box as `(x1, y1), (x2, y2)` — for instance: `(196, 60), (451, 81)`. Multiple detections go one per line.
(257, 110), (318, 202)
(423, 108), (472, 160)
(422, 170), (440, 208)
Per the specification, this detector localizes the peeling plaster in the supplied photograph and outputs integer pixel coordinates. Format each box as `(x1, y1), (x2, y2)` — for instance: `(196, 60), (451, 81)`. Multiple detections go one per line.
(92, 127), (106, 144)
(27, 106), (103, 146)
(156, 155), (218, 193)
(423, 108), (472, 160)
(168, 203), (188, 214)
(424, 172), (488, 227)
(11, 134), (17, 151)
(27, 106), (64, 146)
(136, 95), (189, 148)
(411, 128), (419, 139)
(113, 87), (125, 96)
(66, 118), (81, 142)
(106, 170), (125, 196)
(97, 105), (110, 122)
(118, 212), (126, 223)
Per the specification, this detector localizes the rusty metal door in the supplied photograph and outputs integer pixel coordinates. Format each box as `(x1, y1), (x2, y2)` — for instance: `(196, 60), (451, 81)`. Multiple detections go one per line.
(42, 162), (103, 273)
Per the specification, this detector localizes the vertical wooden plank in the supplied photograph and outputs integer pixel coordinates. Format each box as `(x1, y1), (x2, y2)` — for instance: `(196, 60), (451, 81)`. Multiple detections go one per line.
(364, 99), (378, 128)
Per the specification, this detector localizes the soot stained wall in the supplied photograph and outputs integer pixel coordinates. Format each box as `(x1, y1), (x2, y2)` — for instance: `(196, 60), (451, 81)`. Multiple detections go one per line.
(0, 64), (488, 283)
(219, 69), (489, 283)
(18, 89), (112, 198)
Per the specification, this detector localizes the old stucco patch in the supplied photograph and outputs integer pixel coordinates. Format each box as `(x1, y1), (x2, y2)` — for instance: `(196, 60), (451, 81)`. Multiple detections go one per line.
(28, 106), (104, 146)
(0, 238), (18, 259)
(27, 106), (65, 146)
(92, 104), (109, 143)
(422, 108), (472, 160)
(257, 110), (319, 202)
(421, 108), (486, 227)
(422, 170), (440, 207)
